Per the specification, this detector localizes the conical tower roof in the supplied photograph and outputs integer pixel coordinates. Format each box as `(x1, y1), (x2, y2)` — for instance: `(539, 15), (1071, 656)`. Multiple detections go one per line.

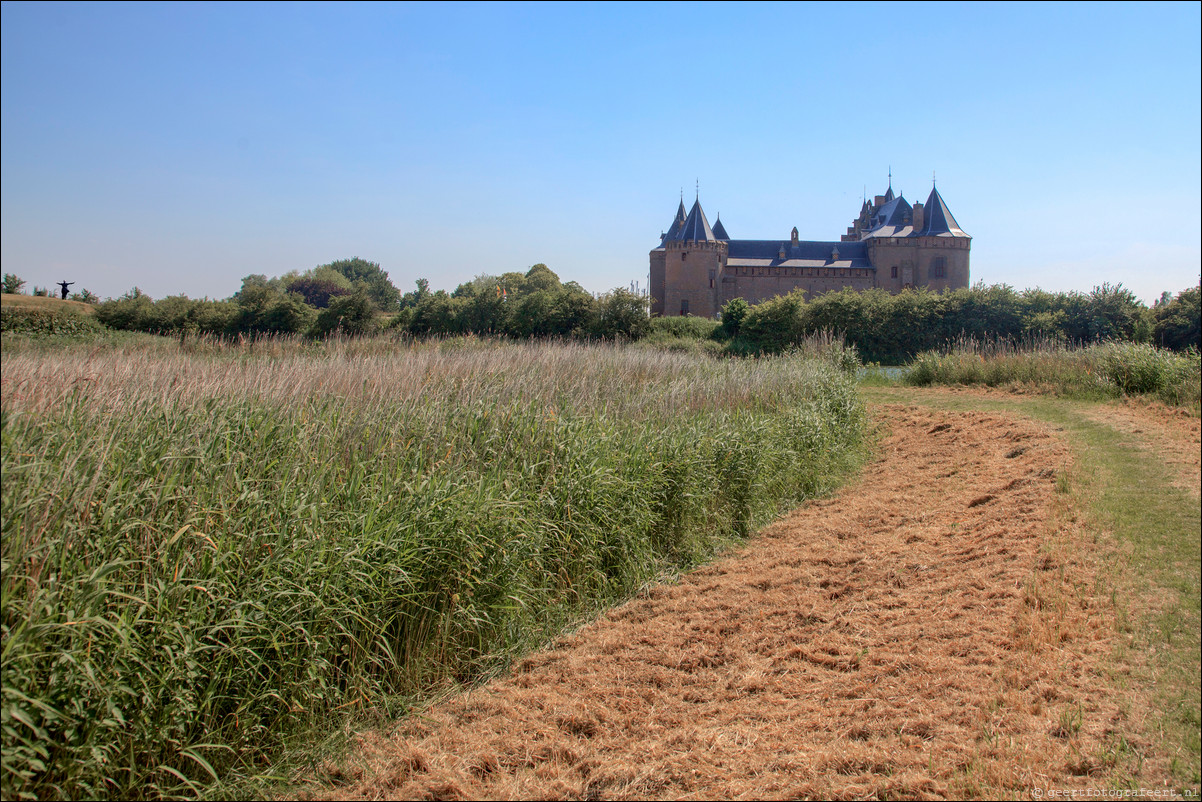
(916, 186), (969, 237)
(662, 198), (688, 242)
(668, 198), (717, 242)
(712, 214), (729, 241)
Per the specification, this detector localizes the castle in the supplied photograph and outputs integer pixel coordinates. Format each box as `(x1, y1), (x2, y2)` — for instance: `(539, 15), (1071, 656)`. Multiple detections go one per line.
(649, 181), (970, 317)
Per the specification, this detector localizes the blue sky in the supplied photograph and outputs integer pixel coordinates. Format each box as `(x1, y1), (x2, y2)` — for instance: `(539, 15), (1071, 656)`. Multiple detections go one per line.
(2, 1), (1199, 304)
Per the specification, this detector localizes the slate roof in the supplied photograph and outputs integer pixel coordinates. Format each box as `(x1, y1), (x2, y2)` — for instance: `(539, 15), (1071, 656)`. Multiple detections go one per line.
(861, 194), (915, 238)
(726, 239), (872, 269)
(712, 215), (730, 241)
(667, 199), (717, 242)
(915, 186), (969, 237)
(661, 199), (687, 242)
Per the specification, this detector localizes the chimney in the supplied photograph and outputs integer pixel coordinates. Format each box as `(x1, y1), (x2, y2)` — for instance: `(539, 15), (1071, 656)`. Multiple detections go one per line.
(912, 202), (924, 232)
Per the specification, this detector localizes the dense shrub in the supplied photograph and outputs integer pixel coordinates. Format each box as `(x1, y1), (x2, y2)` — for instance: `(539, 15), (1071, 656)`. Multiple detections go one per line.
(730, 283), (1161, 363)
(651, 315), (721, 340)
(1153, 285), (1201, 351)
(311, 289), (378, 337)
(0, 306), (104, 336)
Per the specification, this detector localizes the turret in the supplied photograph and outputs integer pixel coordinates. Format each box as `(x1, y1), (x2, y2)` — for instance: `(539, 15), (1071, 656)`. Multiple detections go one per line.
(661, 198), (727, 317)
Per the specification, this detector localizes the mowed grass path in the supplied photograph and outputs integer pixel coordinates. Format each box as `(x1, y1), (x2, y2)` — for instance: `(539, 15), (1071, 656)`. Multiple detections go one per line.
(863, 385), (1201, 792)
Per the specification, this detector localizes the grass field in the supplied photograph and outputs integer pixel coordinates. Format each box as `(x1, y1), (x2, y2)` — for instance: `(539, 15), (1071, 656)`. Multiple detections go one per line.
(4, 330), (1197, 799)
(1, 335), (868, 800)
(297, 384), (1200, 800)
(0, 293), (96, 315)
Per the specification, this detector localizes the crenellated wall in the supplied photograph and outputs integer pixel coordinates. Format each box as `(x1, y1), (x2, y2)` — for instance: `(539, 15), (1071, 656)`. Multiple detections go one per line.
(661, 240), (727, 318)
(867, 237), (971, 293)
(719, 267), (876, 306)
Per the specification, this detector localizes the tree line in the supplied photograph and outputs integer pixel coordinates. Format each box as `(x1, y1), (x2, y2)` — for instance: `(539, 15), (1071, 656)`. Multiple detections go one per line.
(85, 260), (652, 340)
(720, 282), (1200, 362)
(6, 257), (1197, 357)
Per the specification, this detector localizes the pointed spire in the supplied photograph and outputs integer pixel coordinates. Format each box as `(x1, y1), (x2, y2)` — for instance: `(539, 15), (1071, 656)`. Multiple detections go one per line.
(669, 198), (716, 242)
(916, 185), (968, 237)
(662, 196), (688, 243)
(712, 213), (729, 241)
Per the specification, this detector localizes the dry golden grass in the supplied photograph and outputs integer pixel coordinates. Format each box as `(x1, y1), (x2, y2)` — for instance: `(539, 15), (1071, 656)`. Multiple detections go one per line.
(0, 293), (95, 315)
(302, 405), (1123, 800)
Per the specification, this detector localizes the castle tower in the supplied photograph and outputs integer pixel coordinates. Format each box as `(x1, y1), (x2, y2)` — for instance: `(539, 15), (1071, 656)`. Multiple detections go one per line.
(652, 198), (727, 317)
(855, 181), (971, 292)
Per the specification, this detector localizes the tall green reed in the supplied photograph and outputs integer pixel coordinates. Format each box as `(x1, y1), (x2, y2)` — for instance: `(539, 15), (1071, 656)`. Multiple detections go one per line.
(904, 336), (1200, 410)
(2, 337), (866, 799)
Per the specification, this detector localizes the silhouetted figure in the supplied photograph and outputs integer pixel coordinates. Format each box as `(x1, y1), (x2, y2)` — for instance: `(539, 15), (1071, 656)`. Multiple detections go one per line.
(58, 281), (73, 300)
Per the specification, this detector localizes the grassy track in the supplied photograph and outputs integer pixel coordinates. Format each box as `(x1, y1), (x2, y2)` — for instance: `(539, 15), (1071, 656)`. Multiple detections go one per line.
(863, 384), (1201, 791)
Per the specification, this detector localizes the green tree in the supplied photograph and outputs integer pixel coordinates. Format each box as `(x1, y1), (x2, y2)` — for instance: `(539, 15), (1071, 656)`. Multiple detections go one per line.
(323, 257), (400, 310)
(399, 278), (431, 310)
(523, 263), (561, 293)
(497, 271), (528, 299)
(95, 288), (155, 331)
(589, 288), (650, 340)
(261, 293), (315, 334)
(311, 288), (377, 337)
(1154, 284), (1201, 351)
(406, 290), (462, 336)
(740, 289), (807, 354)
(456, 278), (508, 334)
(719, 297), (749, 338)
(507, 290), (558, 338)
(285, 266), (353, 308)
(2, 273), (25, 294)
(1082, 283), (1146, 342)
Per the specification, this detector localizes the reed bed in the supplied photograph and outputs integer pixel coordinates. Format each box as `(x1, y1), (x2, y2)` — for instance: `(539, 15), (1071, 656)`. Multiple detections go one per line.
(904, 336), (1201, 410)
(1, 336), (866, 800)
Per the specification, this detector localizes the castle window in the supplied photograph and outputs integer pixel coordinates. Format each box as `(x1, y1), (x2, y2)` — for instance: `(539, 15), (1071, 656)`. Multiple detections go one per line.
(891, 266), (898, 279)
(932, 257), (946, 279)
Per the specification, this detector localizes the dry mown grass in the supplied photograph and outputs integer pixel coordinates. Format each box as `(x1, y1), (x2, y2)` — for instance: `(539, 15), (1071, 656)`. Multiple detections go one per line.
(1077, 401), (1201, 500)
(305, 405), (1123, 800)
(0, 293), (95, 315)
